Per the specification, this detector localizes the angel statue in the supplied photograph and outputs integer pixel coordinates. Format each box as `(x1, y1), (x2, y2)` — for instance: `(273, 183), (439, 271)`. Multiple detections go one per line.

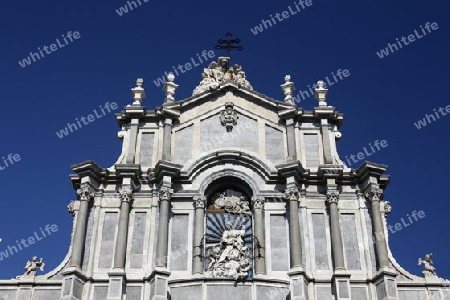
(24, 256), (45, 276)
(418, 253), (437, 277)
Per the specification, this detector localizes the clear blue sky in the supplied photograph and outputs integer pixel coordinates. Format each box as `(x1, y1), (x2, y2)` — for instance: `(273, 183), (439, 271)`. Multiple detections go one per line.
(0, 0), (449, 279)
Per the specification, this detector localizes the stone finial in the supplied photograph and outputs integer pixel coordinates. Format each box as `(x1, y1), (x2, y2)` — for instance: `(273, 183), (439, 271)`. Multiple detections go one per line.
(162, 73), (179, 104)
(314, 80), (329, 106)
(418, 253), (437, 277)
(131, 78), (146, 106)
(280, 74), (296, 105)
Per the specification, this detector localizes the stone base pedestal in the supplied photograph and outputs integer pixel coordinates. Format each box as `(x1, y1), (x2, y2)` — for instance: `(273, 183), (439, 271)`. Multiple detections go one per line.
(107, 269), (126, 300)
(149, 268), (171, 300)
(374, 268), (399, 300)
(60, 269), (86, 300)
(332, 271), (351, 300)
(288, 268), (308, 300)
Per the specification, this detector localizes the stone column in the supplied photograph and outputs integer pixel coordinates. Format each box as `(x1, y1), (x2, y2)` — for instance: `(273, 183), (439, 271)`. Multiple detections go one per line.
(70, 185), (95, 268)
(326, 190), (346, 270)
(113, 188), (133, 269)
(252, 196), (266, 275)
(162, 119), (173, 161)
(365, 187), (389, 269)
(156, 187), (173, 267)
(192, 196), (206, 274)
(285, 187), (302, 268)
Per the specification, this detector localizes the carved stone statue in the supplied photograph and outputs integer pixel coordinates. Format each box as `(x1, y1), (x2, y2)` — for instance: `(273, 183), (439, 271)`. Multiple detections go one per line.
(205, 221), (250, 280)
(23, 256), (45, 277)
(219, 102), (238, 131)
(418, 253), (437, 277)
(192, 58), (253, 95)
(213, 191), (250, 214)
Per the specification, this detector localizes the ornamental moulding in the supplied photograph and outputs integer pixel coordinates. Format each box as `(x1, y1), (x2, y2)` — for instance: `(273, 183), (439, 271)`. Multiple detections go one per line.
(220, 102), (238, 131)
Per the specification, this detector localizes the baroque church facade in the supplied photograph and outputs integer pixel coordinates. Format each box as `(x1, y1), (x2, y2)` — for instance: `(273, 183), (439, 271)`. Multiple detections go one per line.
(0, 56), (449, 299)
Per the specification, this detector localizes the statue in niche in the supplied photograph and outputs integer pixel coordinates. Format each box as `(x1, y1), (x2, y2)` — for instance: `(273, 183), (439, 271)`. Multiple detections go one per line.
(213, 190), (249, 214)
(418, 253), (437, 277)
(205, 221), (250, 280)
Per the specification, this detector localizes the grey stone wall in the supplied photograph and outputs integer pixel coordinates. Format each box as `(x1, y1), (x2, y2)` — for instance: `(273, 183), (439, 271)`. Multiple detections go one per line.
(173, 125), (193, 165)
(139, 132), (154, 167)
(170, 285), (202, 300)
(304, 133), (320, 168)
(200, 113), (258, 153)
(265, 125), (284, 165)
(312, 213), (330, 270)
(82, 207), (95, 271)
(398, 289), (428, 300)
(130, 212), (146, 268)
(98, 212), (118, 269)
(269, 214), (289, 271)
(169, 214), (189, 271)
(341, 213), (361, 270)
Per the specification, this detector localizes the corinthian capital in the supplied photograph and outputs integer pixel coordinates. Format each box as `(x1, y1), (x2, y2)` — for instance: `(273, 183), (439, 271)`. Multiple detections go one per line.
(77, 185), (95, 201)
(365, 187), (383, 202)
(326, 190), (340, 205)
(284, 187), (300, 202)
(193, 196), (206, 209)
(251, 196), (265, 210)
(159, 187), (173, 202)
(119, 189), (134, 203)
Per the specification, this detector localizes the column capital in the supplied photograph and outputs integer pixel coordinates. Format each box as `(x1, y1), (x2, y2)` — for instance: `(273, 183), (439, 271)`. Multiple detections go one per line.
(193, 195), (206, 209)
(284, 187), (300, 202)
(251, 196), (265, 210)
(326, 190), (340, 205)
(76, 185), (95, 202)
(159, 187), (173, 202)
(119, 189), (134, 203)
(365, 187), (383, 202)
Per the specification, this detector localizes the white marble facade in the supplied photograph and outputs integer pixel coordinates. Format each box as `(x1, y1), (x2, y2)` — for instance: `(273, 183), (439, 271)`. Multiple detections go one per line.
(0, 58), (449, 300)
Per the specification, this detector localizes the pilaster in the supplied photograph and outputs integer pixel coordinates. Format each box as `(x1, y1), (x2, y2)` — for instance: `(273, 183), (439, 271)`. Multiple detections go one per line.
(192, 195), (206, 274)
(326, 186), (345, 271)
(156, 187), (173, 268)
(285, 187), (303, 269)
(252, 196), (266, 275)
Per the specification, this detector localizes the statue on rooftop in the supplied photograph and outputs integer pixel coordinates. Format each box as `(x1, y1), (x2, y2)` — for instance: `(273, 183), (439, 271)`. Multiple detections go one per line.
(193, 58), (253, 95)
(418, 253), (437, 277)
(23, 256), (45, 276)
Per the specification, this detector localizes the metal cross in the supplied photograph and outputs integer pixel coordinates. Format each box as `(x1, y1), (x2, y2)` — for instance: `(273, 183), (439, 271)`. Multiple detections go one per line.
(215, 32), (243, 58)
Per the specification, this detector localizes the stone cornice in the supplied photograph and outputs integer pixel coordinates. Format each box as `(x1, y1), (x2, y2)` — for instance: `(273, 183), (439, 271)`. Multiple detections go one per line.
(277, 161), (309, 182)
